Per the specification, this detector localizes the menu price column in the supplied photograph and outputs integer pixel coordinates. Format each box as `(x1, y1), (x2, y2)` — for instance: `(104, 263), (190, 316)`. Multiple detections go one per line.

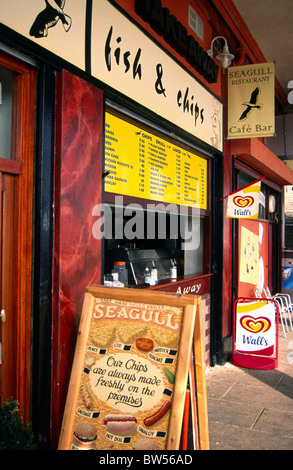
(175, 150), (181, 203)
(138, 137), (146, 196)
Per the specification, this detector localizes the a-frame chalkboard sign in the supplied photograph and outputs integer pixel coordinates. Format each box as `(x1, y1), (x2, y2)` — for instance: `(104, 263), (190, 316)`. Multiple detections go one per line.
(58, 286), (209, 450)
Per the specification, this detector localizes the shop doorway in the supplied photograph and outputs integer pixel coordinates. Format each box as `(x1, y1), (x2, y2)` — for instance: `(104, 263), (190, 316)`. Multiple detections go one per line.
(233, 169), (281, 304)
(0, 172), (16, 402)
(0, 53), (35, 421)
(237, 219), (269, 298)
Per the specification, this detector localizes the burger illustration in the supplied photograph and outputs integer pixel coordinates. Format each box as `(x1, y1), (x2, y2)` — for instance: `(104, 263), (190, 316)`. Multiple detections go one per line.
(73, 421), (97, 449)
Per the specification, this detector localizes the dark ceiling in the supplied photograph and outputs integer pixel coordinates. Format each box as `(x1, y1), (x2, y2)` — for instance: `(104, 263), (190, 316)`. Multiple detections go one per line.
(233, 0), (293, 112)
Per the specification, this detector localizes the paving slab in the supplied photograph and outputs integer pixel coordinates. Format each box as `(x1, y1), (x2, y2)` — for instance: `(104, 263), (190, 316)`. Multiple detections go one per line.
(222, 382), (293, 410)
(252, 408), (293, 437)
(206, 330), (293, 450)
(209, 422), (293, 450)
(207, 396), (262, 429)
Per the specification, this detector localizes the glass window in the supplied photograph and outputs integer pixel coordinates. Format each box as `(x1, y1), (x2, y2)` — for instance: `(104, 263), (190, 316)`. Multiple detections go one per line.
(238, 171), (278, 221)
(102, 201), (209, 285)
(183, 215), (205, 275)
(102, 111), (211, 285)
(0, 66), (15, 159)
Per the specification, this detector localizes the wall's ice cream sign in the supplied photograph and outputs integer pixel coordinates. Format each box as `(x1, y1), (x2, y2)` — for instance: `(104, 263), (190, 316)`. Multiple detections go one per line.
(235, 301), (276, 357)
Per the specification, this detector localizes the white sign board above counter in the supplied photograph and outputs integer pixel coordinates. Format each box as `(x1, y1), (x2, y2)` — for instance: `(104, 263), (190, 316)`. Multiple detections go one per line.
(0, 0), (223, 152)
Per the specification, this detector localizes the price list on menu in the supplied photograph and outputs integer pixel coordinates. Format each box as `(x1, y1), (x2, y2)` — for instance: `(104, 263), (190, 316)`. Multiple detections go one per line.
(104, 113), (207, 209)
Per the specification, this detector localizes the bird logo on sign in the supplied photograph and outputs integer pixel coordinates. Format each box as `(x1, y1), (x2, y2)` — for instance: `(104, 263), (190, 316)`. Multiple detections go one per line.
(238, 87), (263, 121)
(29, 0), (72, 38)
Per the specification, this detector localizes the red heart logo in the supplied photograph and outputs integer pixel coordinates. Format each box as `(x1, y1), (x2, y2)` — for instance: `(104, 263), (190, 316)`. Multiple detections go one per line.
(240, 315), (271, 333)
(233, 195), (254, 207)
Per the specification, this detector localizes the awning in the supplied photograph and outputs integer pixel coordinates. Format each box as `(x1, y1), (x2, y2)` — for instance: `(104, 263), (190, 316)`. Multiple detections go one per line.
(230, 138), (293, 186)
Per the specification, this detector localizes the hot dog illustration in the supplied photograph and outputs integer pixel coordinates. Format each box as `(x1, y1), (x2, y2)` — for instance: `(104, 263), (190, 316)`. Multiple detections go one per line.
(104, 414), (137, 433)
(143, 400), (171, 427)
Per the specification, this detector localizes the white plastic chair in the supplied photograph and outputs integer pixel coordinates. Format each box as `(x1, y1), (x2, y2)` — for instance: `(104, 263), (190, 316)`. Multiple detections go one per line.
(263, 285), (293, 335)
(254, 286), (263, 299)
(254, 287), (287, 336)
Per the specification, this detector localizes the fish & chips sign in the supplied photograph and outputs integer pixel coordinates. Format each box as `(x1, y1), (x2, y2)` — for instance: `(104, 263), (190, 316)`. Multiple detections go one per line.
(0, 0), (223, 152)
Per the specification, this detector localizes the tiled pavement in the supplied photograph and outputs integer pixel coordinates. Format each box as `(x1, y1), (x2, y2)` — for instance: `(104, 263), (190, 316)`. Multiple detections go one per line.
(206, 329), (293, 450)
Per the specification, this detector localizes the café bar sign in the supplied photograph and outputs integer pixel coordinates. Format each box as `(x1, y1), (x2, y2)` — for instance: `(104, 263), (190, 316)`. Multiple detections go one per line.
(0, 0), (223, 152)
(227, 63), (275, 139)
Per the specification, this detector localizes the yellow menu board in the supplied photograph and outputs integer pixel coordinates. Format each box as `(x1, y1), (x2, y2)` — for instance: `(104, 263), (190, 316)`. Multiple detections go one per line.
(105, 113), (208, 209)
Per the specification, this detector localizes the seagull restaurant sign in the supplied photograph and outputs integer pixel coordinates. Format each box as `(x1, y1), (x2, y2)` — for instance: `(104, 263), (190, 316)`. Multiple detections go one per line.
(227, 63), (275, 139)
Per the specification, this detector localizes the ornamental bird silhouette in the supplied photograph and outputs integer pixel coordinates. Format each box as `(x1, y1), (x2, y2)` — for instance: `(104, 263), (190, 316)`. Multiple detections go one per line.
(238, 87), (263, 121)
(29, 0), (72, 38)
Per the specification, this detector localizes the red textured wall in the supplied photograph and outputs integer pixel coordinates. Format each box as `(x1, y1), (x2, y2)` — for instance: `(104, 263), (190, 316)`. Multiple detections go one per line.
(51, 70), (103, 447)
(222, 142), (233, 338)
